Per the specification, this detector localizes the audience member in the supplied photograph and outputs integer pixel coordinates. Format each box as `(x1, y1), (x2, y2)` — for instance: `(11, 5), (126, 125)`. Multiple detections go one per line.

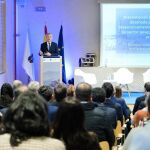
(13, 85), (28, 100)
(38, 85), (58, 122)
(102, 82), (123, 125)
(52, 98), (101, 150)
(38, 85), (53, 102)
(0, 83), (13, 112)
(133, 82), (150, 115)
(114, 86), (131, 120)
(91, 87), (116, 149)
(67, 84), (75, 97)
(28, 81), (40, 92)
(1, 83), (13, 99)
(12, 80), (22, 91)
(51, 84), (67, 106)
(122, 94), (150, 150)
(0, 91), (65, 150)
(133, 95), (150, 127)
(92, 87), (117, 129)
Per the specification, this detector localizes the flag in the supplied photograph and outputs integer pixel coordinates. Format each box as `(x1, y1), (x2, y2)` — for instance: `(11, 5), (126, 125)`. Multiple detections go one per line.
(22, 31), (35, 81)
(58, 25), (66, 83)
(43, 25), (48, 42)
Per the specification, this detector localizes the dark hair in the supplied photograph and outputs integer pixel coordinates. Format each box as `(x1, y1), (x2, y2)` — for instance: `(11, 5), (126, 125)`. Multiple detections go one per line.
(38, 85), (53, 102)
(3, 91), (50, 146)
(0, 95), (13, 108)
(92, 87), (106, 103)
(54, 84), (67, 102)
(75, 82), (92, 101)
(102, 82), (114, 98)
(144, 82), (150, 92)
(147, 94), (150, 113)
(1, 83), (13, 99)
(53, 97), (100, 150)
(115, 86), (122, 98)
(53, 98), (85, 138)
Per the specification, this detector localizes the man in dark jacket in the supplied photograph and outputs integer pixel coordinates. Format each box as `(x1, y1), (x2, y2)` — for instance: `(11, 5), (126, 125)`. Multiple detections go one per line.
(75, 82), (115, 149)
(40, 33), (58, 56)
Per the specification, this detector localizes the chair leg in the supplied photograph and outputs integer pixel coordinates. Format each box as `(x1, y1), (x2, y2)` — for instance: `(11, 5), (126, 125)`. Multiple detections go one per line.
(125, 84), (130, 97)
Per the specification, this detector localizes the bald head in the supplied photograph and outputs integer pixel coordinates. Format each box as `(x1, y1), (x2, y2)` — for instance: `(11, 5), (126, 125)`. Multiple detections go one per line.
(75, 82), (92, 101)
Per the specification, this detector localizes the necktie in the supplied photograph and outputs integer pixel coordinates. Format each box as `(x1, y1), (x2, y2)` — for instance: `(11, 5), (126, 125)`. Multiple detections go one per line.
(48, 43), (51, 51)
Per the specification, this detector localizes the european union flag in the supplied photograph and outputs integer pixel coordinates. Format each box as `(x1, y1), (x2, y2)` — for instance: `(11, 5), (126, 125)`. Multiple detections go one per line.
(58, 25), (66, 83)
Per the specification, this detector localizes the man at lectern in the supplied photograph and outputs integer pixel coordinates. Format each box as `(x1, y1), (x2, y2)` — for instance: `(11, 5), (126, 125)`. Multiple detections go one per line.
(39, 33), (59, 56)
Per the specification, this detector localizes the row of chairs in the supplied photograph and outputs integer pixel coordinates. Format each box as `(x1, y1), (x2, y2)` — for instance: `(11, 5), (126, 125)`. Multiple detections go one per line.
(100, 120), (127, 150)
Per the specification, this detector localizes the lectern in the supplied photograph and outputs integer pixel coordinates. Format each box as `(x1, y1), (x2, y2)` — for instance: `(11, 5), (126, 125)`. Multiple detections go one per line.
(40, 56), (62, 85)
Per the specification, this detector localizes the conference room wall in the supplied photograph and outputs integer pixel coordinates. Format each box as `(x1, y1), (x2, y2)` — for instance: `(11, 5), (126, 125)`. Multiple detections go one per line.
(15, 0), (100, 83)
(0, 0), (15, 86)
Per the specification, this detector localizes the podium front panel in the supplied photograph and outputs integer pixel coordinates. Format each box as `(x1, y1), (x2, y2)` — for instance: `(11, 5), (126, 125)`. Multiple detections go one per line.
(40, 57), (62, 85)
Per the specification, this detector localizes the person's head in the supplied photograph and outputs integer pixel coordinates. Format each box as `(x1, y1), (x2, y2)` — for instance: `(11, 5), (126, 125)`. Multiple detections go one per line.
(144, 82), (150, 93)
(115, 86), (122, 98)
(14, 85), (28, 100)
(53, 97), (85, 139)
(28, 81), (40, 92)
(54, 84), (67, 102)
(75, 82), (92, 102)
(102, 82), (114, 98)
(38, 85), (53, 102)
(1, 83), (13, 99)
(92, 87), (106, 103)
(67, 84), (75, 97)
(12, 80), (23, 91)
(3, 91), (49, 146)
(46, 33), (52, 43)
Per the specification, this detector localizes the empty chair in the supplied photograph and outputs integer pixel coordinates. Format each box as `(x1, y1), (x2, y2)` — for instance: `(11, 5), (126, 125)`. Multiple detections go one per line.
(143, 69), (150, 83)
(113, 68), (134, 96)
(74, 68), (97, 85)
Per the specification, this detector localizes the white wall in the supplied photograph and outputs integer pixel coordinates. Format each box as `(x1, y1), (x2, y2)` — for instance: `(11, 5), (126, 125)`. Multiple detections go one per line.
(16, 0), (100, 83)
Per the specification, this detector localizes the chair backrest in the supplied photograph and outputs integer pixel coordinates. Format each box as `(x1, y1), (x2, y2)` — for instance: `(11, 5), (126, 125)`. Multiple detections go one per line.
(114, 68), (133, 85)
(114, 120), (122, 137)
(99, 141), (110, 150)
(74, 68), (97, 85)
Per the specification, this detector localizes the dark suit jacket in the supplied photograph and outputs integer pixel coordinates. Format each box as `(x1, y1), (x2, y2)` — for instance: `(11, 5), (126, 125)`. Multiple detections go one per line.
(105, 97), (123, 125)
(132, 95), (146, 115)
(40, 42), (59, 56)
(81, 102), (115, 148)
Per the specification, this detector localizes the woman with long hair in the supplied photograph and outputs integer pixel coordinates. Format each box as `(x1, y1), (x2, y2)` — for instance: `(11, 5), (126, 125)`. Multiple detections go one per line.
(0, 90), (65, 150)
(52, 97), (101, 150)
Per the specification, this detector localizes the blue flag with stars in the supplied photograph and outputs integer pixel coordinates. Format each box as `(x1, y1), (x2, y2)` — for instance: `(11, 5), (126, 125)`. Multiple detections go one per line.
(58, 25), (66, 83)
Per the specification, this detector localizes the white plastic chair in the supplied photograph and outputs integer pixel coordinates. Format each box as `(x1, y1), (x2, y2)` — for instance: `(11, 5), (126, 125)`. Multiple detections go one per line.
(143, 69), (150, 83)
(74, 69), (97, 85)
(113, 68), (134, 96)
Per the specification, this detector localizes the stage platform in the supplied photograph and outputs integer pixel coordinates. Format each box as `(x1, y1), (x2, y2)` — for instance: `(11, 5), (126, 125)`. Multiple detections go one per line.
(74, 67), (149, 92)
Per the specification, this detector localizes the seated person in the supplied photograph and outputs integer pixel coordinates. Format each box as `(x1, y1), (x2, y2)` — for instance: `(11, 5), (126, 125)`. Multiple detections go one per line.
(114, 86), (131, 120)
(52, 97), (101, 150)
(0, 91), (65, 150)
(102, 82), (123, 125)
(122, 94), (150, 150)
(133, 82), (150, 115)
(133, 95), (150, 127)
(38, 85), (58, 123)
